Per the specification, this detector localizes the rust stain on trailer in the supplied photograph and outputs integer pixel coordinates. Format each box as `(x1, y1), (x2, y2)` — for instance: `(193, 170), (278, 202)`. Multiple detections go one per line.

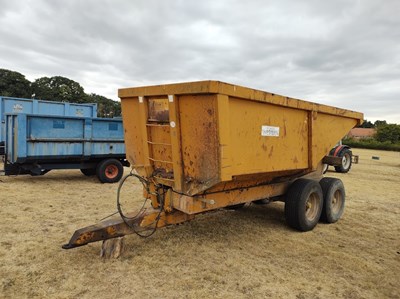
(75, 231), (95, 245)
(268, 146), (274, 158)
(179, 95), (220, 195)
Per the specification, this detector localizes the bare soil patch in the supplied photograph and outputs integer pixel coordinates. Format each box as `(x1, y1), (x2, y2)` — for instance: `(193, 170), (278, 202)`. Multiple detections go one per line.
(1, 148), (399, 298)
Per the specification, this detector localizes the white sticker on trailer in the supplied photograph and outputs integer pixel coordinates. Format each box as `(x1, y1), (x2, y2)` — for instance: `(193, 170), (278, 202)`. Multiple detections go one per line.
(261, 126), (279, 137)
(13, 104), (23, 112)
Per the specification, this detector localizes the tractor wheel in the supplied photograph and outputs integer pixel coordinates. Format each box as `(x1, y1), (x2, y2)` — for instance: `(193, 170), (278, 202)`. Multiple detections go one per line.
(319, 177), (345, 223)
(334, 149), (352, 173)
(322, 163), (329, 174)
(284, 179), (323, 231)
(81, 168), (96, 176)
(96, 159), (124, 183)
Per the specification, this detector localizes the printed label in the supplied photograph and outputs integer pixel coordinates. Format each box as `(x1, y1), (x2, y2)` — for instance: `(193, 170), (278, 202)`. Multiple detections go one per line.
(53, 120), (65, 129)
(13, 104), (23, 113)
(261, 126), (279, 137)
(75, 109), (84, 117)
(109, 123), (118, 131)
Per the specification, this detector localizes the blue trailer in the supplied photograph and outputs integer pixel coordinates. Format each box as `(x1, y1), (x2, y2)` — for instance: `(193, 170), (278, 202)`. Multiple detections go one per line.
(0, 96), (98, 154)
(4, 113), (128, 183)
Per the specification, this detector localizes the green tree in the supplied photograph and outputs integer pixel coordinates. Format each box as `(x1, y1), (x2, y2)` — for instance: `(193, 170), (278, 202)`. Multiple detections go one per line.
(358, 119), (374, 128)
(2, 70), (121, 118)
(374, 120), (387, 128)
(376, 124), (400, 144)
(85, 93), (121, 117)
(0, 68), (32, 98)
(31, 76), (86, 103)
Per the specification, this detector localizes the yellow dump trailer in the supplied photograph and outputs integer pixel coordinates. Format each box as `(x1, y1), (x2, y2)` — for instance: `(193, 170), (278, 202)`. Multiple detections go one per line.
(63, 81), (363, 251)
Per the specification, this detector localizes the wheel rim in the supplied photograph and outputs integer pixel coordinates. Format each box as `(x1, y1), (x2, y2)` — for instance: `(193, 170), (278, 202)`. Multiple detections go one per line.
(305, 193), (319, 221)
(105, 165), (118, 179)
(322, 164), (329, 174)
(331, 190), (343, 214)
(342, 153), (351, 169)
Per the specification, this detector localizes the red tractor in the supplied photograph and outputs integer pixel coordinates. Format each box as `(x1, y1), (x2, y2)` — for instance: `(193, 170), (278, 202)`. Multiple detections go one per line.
(323, 142), (358, 173)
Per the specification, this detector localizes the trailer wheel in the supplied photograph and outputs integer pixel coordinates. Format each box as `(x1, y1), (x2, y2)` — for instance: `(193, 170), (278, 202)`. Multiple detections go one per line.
(96, 159), (123, 183)
(225, 203), (245, 210)
(284, 179), (323, 231)
(81, 168), (96, 176)
(334, 149), (352, 173)
(253, 198), (270, 205)
(319, 178), (345, 223)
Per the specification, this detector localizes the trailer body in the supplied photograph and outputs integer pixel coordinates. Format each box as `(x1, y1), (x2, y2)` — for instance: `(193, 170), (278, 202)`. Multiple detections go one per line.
(119, 81), (362, 194)
(4, 113), (127, 183)
(63, 81), (364, 251)
(0, 96), (97, 154)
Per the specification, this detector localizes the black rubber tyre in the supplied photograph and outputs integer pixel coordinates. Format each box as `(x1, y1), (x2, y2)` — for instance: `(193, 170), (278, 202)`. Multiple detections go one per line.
(253, 198), (270, 205)
(0, 141), (5, 155)
(319, 177), (345, 223)
(284, 179), (323, 231)
(30, 169), (50, 176)
(96, 159), (124, 183)
(80, 168), (96, 176)
(225, 203), (246, 210)
(334, 149), (352, 173)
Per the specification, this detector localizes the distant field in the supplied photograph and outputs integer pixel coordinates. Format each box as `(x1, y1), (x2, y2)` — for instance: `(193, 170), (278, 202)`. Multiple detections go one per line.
(0, 148), (399, 298)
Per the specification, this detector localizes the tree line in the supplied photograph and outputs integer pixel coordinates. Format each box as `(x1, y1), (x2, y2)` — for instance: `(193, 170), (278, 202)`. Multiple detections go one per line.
(0, 68), (121, 117)
(2, 68), (398, 144)
(356, 119), (400, 144)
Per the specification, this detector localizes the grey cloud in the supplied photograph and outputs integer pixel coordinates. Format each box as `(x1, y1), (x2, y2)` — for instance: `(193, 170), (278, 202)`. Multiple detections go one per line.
(0, 0), (399, 123)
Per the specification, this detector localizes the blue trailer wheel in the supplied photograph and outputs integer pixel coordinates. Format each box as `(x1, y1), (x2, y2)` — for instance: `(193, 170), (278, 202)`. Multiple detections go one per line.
(81, 168), (96, 176)
(96, 159), (123, 183)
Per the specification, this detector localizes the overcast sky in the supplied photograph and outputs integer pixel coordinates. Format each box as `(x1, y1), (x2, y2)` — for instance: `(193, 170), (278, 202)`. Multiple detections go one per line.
(0, 0), (399, 123)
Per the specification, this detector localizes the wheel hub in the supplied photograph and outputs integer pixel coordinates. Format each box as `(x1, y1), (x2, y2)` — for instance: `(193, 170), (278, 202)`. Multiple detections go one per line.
(105, 165), (118, 179)
(331, 190), (343, 214)
(305, 193), (319, 221)
(342, 153), (351, 169)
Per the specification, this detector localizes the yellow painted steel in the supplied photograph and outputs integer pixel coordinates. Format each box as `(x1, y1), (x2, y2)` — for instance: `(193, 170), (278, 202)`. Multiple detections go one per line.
(61, 81), (364, 249)
(119, 80), (363, 203)
(172, 182), (290, 214)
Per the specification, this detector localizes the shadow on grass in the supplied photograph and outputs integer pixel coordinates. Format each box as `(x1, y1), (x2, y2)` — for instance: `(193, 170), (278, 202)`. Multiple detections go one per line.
(3, 170), (101, 183)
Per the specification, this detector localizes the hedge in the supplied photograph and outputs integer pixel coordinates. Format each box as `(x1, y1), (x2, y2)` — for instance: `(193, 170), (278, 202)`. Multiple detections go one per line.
(343, 138), (400, 152)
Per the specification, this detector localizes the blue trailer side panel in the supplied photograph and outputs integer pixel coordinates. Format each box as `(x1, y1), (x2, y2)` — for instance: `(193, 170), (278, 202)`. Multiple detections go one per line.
(91, 119), (125, 155)
(6, 115), (16, 161)
(0, 96), (98, 144)
(16, 114), (27, 161)
(29, 117), (85, 139)
(27, 142), (84, 159)
(92, 119), (124, 139)
(6, 114), (125, 164)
